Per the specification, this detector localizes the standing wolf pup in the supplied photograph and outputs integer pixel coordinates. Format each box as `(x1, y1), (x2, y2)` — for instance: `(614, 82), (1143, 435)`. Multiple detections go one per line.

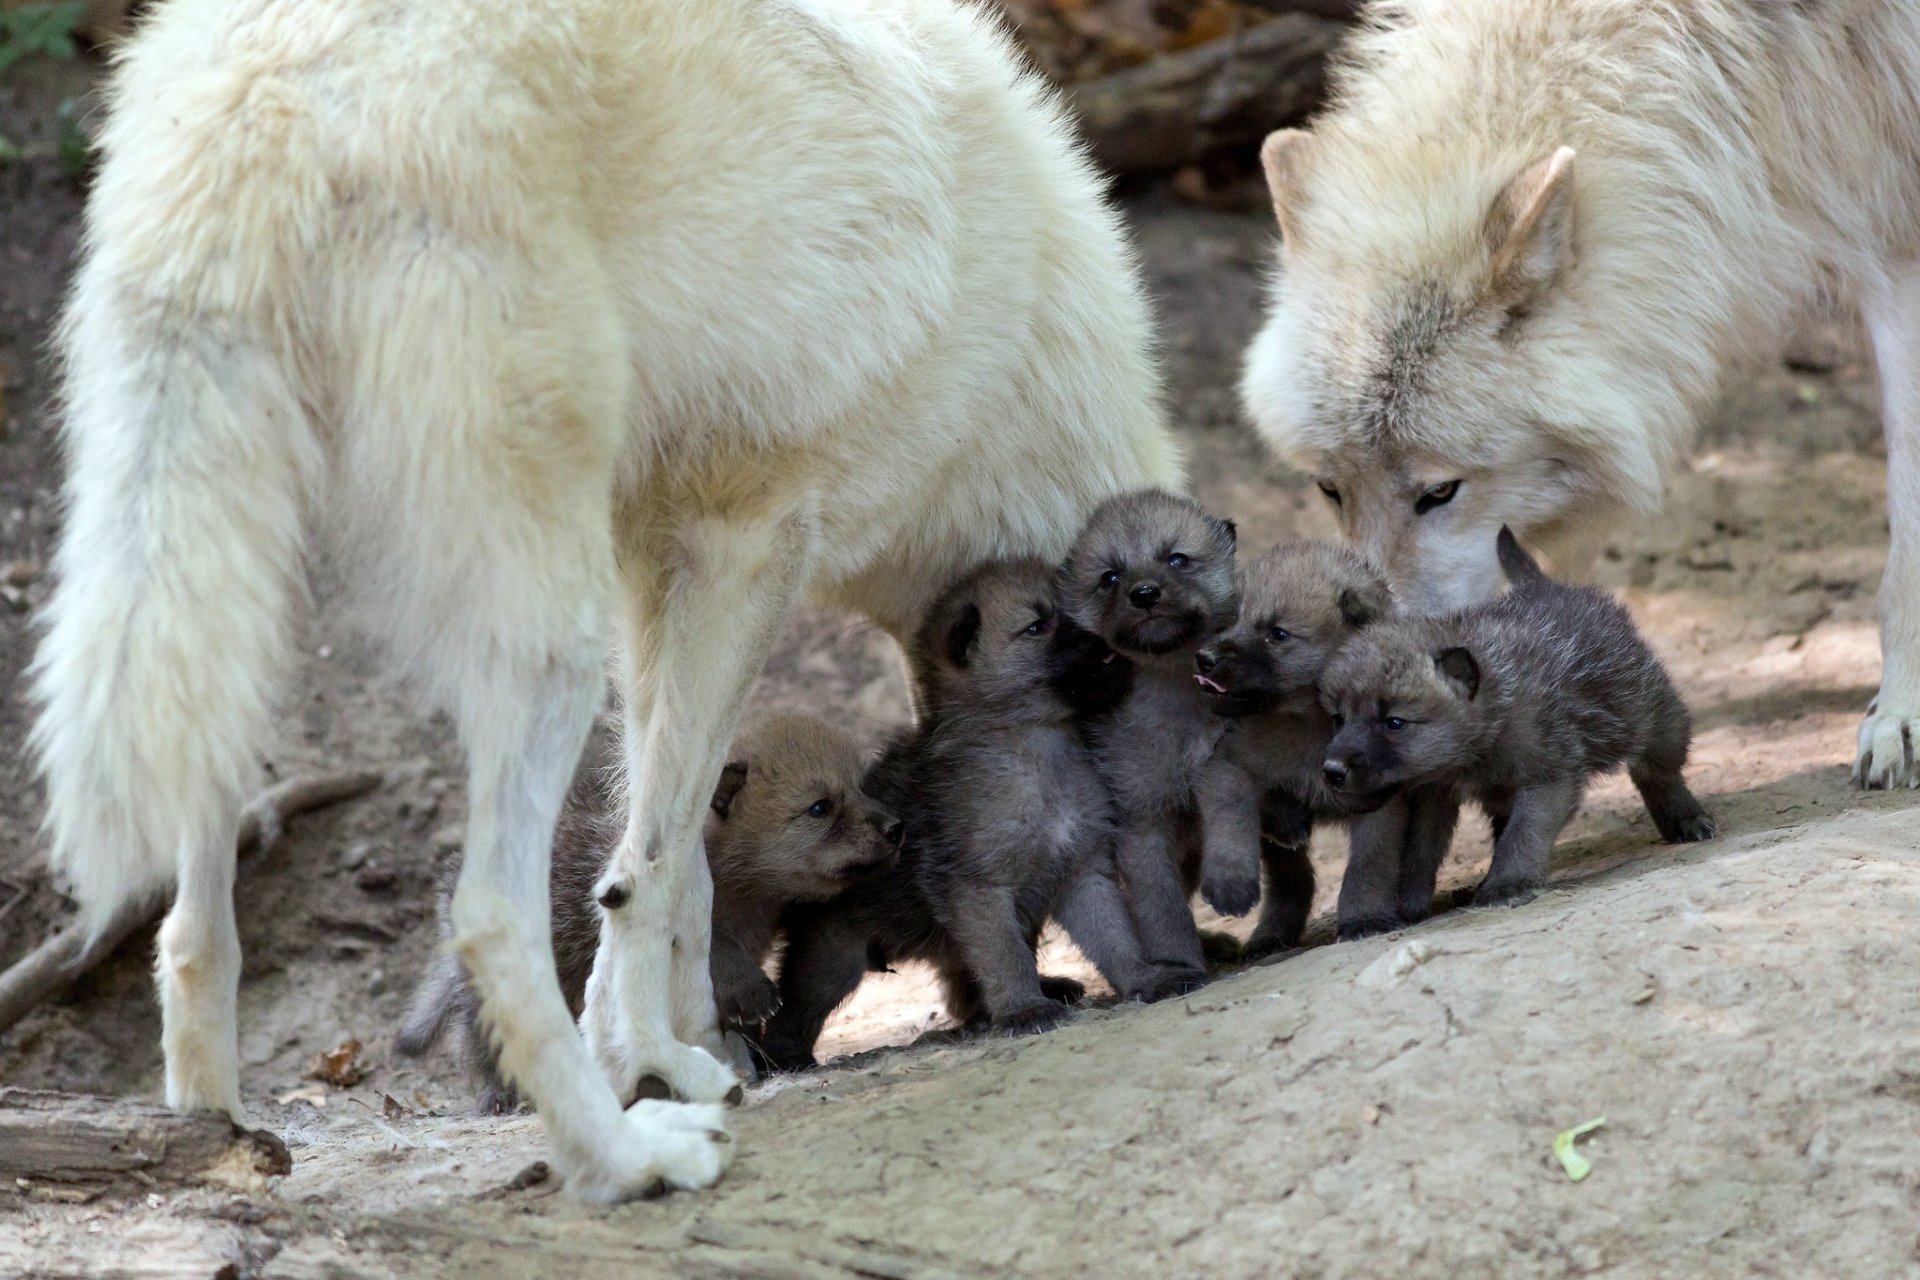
(1241, 0), (1920, 789)
(1060, 491), (1240, 992)
(1319, 529), (1715, 934)
(397, 715), (899, 1113)
(1191, 542), (1391, 957)
(29, 0), (1178, 1199)
(762, 558), (1150, 1069)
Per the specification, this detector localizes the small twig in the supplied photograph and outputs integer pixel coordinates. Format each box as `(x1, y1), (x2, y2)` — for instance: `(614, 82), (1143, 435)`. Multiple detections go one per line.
(0, 770), (382, 1037)
(0, 876), (30, 931)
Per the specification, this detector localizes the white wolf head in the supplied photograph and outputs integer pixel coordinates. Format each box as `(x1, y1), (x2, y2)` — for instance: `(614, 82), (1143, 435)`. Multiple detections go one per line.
(1240, 118), (1694, 614)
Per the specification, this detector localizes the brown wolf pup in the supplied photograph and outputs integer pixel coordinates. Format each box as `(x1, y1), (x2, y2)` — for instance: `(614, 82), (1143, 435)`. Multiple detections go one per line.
(1318, 528), (1714, 937)
(398, 716), (900, 1112)
(1191, 542), (1391, 958)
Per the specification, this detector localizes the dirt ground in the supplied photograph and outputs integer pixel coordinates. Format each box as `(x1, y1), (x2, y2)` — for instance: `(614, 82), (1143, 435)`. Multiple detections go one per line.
(5, 50), (1920, 1280)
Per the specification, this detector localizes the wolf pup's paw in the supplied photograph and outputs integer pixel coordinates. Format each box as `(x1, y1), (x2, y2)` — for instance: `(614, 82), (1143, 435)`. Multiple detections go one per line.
(1471, 878), (1540, 909)
(1659, 809), (1718, 844)
(1135, 964), (1208, 1002)
(1854, 695), (1919, 790)
(1198, 929), (1245, 966)
(565, 1099), (734, 1203)
(1200, 865), (1262, 919)
(1335, 913), (1403, 942)
(993, 1001), (1072, 1037)
(1239, 929), (1302, 963)
(1039, 975), (1087, 1006)
(718, 974), (781, 1029)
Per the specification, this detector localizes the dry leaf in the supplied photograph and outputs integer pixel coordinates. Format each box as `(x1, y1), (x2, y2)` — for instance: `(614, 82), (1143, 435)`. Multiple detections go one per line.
(308, 1038), (364, 1088)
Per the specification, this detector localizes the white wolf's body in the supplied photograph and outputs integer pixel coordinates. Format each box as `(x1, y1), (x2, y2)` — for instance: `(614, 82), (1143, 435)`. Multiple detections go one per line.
(1242, 0), (1920, 787)
(32, 0), (1177, 1199)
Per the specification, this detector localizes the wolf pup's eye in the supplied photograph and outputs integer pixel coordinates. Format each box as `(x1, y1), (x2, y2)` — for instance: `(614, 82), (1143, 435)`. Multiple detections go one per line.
(1023, 617), (1046, 637)
(1167, 552), (1190, 569)
(806, 798), (834, 817)
(1099, 569), (1121, 589)
(1414, 480), (1460, 514)
(1384, 716), (1407, 732)
(1316, 480), (1342, 506)
(1267, 626), (1291, 643)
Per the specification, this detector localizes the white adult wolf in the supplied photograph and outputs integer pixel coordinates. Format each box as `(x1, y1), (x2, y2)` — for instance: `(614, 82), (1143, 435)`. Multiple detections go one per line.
(1241, 0), (1920, 788)
(30, 0), (1177, 1200)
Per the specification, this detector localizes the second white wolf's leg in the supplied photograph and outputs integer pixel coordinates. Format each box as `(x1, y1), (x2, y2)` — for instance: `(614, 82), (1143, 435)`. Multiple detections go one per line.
(1857, 263), (1920, 788)
(582, 500), (818, 1104)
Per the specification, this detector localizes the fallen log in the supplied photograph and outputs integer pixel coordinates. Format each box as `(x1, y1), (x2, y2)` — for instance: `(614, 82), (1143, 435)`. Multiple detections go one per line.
(0, 769), (382, 1037)
(0, 1088), (291, 1194)
(1067, 12), (1349, 175)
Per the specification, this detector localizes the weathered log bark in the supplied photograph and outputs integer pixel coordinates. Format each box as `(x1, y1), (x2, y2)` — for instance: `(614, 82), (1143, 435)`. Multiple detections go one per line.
(0, 770), (382, 1036)
(0, 1088), (292, 1191)
(1067, 13), (1349, 175)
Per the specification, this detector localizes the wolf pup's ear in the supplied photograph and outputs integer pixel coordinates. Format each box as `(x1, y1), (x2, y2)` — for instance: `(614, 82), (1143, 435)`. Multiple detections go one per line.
(710, 760), (750, 818)
(944, 603), (983, 668)
(1213, 516), (1238, 549)
(1484, 147), (1576, 317)
(1338, 580), (1390, 629)
(1434, 647), (1480, 700)
(1259, 128), (1317, 250)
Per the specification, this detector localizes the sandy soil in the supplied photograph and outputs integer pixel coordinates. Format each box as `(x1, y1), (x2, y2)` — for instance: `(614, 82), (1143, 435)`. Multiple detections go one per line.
(4, 55), (1919, 1280)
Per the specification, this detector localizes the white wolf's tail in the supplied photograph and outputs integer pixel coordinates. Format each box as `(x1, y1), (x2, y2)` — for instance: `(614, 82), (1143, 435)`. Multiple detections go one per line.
(30, 262), (316, 936)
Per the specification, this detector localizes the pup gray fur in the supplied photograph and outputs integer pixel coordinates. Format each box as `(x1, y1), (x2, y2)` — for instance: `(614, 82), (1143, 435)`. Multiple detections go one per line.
(1191, 541), (1391, 958)
(1319, 528), (1715, 937)
(1058, 489), (1240, 992)
(762, 556), (1153, 1069)
(396, 714), (899, 1112)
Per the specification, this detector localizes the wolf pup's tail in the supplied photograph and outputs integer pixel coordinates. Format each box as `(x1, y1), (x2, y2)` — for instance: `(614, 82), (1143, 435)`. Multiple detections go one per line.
(395, 952), (469, 1056)
(28, 255), (317, 937)
(1495, 526), (1549, 592)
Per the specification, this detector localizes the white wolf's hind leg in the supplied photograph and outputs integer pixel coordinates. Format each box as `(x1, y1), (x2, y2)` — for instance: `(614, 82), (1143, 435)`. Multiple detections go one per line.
(1857, 264), (1920, 788)
(582, 500), (819, 1106)
(156, 824), (244, 1120)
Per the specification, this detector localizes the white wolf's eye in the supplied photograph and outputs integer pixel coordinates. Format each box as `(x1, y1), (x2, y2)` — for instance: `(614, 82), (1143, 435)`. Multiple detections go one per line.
(1315, 480), (1341, 506)
(1415, 480), (1460, 514)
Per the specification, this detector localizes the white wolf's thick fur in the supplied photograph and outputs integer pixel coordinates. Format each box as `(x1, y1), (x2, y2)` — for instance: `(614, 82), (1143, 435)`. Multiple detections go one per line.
(1242, 0), (1920, 787)
(31, 0), (1177, 1199)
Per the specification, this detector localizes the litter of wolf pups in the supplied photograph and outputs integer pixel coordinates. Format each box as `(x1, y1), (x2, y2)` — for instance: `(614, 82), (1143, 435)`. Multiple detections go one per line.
(401, 495), (1714, 1110)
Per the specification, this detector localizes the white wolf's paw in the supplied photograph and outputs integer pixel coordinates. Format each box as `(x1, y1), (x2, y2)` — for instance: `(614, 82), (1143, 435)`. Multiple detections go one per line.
(589, 1025), (744, 1108)
(1854, 695), (1919, 790)
(564, 1099), (734, 1203)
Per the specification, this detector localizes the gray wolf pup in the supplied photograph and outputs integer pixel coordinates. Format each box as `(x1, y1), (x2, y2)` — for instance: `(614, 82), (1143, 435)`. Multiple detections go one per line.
(1192, 542), (1390, 957)
(1318, 529), (1714, 936)
(1059, 490), (1241, 992)
(761, 557), (1154, 1069)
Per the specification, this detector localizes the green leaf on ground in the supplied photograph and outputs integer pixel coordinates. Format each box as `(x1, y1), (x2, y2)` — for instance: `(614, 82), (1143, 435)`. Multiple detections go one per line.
(1552, 1116), (1607, 1182)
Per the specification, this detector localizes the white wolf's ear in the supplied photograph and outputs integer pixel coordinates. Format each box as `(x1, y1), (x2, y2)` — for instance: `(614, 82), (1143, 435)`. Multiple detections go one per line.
(1483, 147), (1576, 314)
(1259, 129), (1317, 250)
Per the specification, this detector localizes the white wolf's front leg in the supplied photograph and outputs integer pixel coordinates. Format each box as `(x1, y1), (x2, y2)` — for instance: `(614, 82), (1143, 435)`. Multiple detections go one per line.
(583, 499), (820, 1104)
(1857, 265), (1920, 789)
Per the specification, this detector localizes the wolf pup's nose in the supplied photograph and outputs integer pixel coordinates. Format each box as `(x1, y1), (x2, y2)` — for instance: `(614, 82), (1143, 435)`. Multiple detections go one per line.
(1322, 759), (1349, 787)
(1195, 649), (1218, 675)
(1129, 582), (1161, 610)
